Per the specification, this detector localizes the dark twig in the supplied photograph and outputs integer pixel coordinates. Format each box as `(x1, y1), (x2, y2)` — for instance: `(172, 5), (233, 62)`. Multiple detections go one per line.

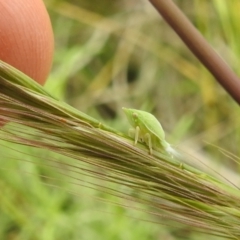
(149, 0), (240, 105)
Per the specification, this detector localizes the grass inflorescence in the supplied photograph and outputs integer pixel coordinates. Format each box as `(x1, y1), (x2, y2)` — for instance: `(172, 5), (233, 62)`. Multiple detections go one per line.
(1, 61), (240, 239)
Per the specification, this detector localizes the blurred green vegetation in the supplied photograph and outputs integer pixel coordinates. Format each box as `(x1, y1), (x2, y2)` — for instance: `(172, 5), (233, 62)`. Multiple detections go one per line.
(1, 0), (240, 239)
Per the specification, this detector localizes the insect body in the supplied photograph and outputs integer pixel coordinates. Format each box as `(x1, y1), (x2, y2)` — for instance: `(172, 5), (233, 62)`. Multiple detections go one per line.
(122, 107), (171, 155)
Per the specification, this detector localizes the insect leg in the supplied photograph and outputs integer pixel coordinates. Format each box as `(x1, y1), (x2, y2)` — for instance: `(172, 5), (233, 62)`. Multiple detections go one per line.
(144, 133), (153, 155)
(134, 126), (140, 145)
(128, 128), (136, 141)
(128, 127), (140, 145)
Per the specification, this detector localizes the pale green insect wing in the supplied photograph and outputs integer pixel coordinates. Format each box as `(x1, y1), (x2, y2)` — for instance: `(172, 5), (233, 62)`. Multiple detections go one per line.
(132, 110), (165, 141)
(123, 107), (171, 154)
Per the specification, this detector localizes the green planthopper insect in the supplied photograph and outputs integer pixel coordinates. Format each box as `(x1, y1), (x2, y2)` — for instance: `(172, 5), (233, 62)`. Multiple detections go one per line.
(122, 107), (174, 155)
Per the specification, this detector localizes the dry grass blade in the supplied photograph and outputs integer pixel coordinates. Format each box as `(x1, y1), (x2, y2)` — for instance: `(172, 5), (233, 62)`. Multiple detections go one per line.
(0, 60), (240, 239)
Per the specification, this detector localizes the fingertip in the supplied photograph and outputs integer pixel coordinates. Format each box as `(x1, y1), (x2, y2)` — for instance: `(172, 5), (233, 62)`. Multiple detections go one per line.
(0, 0), (54, 85)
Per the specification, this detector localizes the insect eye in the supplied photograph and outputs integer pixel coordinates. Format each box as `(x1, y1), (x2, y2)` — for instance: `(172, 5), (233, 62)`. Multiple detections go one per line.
(132, 113), (138, 121)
